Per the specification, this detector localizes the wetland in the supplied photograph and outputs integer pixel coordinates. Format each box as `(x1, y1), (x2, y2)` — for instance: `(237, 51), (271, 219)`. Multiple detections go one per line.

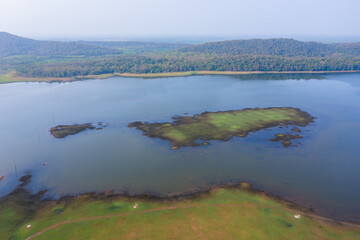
(0, 73), (360, 223)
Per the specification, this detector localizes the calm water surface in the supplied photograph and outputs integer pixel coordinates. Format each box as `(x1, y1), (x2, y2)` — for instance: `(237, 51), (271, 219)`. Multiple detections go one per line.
(0, 73), (360, 221)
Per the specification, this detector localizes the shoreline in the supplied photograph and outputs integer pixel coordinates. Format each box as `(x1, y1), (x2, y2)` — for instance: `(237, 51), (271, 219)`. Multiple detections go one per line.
(1, 70), (360, 84)
(4, 174), (359, 224)
(56, 181), (360, 224)
(115, 70), (360, 78)
(2, 176), (360, 239)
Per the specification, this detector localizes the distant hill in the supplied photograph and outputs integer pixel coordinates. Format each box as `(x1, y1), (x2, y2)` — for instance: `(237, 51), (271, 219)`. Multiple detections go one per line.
(80, 41), (190, 54)
(3, 33), (359, 59)
(2, 33), (360, 79)
(0, 32), (121, 57)
(178, 38), (360, 57)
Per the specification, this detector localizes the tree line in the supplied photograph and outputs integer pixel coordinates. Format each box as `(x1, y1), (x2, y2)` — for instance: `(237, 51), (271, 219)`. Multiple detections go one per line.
(16, 55), (360, 78)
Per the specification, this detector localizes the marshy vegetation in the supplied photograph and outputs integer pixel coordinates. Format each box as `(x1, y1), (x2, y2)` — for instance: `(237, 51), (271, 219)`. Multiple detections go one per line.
(128, 107), (314, 148)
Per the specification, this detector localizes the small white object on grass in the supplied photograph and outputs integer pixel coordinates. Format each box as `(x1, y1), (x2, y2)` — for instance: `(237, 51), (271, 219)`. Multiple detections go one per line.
(26, 225), (31, 228)
(294, 214), (301, 219)
(133, 203), (138, 209)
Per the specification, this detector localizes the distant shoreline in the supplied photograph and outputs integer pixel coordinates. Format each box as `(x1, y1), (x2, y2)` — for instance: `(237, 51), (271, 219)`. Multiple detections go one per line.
(1, 70), (360, 84)
(115, 70), (360, 78)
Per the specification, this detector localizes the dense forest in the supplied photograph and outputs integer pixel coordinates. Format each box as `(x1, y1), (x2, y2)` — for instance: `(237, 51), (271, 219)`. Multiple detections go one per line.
(80, 41), (190, 54)
(0, 32), (121, 57)
(0, 32), (188, 57)
(16, 55), (360, 78)
(178, 39), (360, 57)
(1, 32), (360, 78)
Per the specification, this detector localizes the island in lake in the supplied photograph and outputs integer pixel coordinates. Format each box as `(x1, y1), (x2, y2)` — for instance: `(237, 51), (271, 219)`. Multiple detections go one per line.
(50, 122), (106, 138)
(129, 107), (314, 148)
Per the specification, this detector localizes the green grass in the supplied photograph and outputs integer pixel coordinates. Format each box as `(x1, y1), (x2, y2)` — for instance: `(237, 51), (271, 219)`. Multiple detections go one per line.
(0, 71), (116, 84)
(0, 72), (50, 84)
(2, 185), (359, 239)
(0, 205), (25, 238)
(0, 72), (25, 83)
(129, 107), (314, 147)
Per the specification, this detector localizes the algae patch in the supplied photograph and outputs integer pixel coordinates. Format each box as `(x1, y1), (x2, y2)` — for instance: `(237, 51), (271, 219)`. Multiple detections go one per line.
(128, 107), (314, 148)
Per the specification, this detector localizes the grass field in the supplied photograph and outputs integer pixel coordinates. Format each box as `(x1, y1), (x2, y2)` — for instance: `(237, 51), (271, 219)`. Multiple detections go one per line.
(1, 184), (359, 240)
(0, 72), (42, 84)
(0, 71), (115, 84)
(128, 107), (314, 147)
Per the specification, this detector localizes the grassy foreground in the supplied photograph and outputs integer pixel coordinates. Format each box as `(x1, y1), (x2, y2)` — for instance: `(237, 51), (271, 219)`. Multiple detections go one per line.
(129, 107), (314, 147)
(1, 184), (359, 240)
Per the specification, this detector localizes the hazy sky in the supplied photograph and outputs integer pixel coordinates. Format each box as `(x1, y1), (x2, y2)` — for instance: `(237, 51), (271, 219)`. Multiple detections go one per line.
(1, 0), (360, 39)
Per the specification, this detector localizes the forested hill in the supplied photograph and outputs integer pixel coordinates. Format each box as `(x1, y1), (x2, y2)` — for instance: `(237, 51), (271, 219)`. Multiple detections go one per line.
(80, 41), (190, 54)
(0, 32), (121, 57)
(178, 38), (360, 57)
(2, 33), (360, 78)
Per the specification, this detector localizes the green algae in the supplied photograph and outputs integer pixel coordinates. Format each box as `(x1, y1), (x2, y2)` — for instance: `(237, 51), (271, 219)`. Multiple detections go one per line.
(128, 107), (314, 147)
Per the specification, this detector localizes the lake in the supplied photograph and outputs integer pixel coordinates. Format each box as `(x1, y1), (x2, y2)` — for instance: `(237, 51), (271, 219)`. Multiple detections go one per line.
(0, 73), (360, 221)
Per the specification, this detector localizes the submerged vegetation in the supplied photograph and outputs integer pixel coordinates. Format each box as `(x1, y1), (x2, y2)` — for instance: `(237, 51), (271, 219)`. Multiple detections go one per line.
(128, 107), (314, 148)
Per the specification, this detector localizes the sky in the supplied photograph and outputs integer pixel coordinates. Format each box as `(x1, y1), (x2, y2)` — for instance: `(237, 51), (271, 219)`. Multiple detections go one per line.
(0, 0), (360, 40)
